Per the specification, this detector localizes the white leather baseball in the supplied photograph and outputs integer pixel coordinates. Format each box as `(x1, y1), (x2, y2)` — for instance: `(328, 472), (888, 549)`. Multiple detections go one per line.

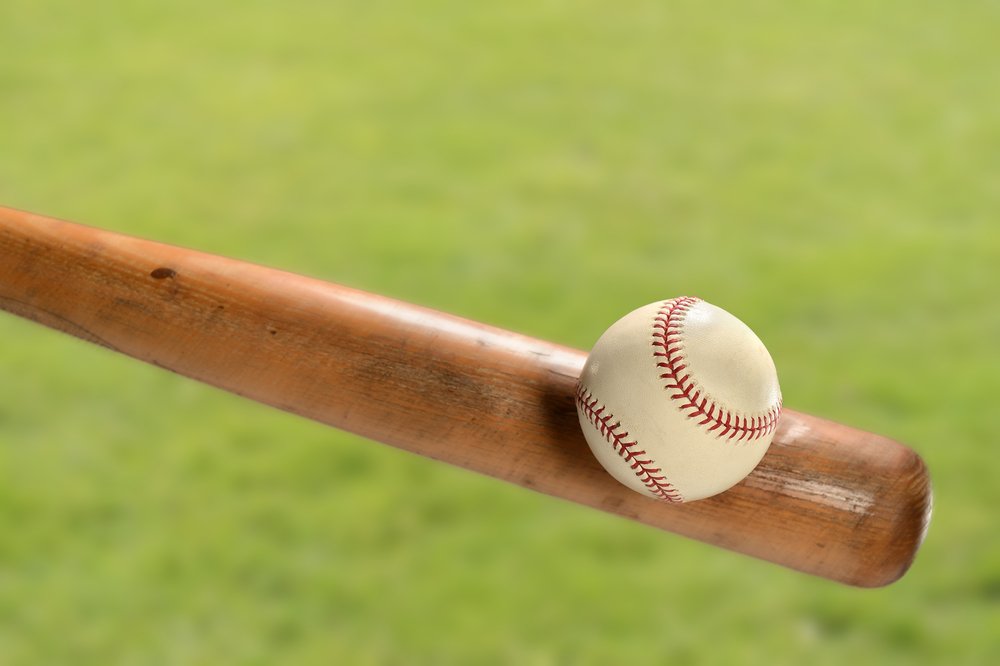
(575, 297), (782, 502)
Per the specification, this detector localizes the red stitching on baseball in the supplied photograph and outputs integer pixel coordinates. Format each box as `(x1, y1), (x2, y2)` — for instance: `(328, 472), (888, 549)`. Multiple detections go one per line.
(575, 386), (684, 503)
(653, 297), (781, 441)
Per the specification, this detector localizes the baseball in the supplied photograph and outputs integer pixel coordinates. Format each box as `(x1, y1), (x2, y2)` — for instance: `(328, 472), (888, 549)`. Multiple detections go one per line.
(576, 297), (782, 503)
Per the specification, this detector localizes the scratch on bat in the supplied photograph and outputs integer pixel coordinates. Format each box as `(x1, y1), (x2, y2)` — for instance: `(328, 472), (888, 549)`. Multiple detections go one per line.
(0, 295), (120, 352)
(745, 469), (875, 515)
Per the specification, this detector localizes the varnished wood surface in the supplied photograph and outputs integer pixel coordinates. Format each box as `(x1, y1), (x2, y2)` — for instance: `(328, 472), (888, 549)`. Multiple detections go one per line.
(0, 206), (932, 587)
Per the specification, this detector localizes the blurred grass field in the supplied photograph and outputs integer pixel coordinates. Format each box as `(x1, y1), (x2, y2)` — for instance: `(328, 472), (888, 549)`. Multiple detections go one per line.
(1, 1), (998, 664)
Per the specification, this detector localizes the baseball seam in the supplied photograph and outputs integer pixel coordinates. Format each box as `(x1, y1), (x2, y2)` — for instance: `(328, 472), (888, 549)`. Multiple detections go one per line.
(575, 386), (684, 503)
(653, 297), (781, 441)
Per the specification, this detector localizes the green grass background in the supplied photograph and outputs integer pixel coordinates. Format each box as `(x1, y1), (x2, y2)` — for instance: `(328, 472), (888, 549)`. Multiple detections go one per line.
(1, 1), (998, 664)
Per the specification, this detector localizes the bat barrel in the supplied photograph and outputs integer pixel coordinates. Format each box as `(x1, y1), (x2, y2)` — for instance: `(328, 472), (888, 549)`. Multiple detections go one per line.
(0, 206), (932, 587)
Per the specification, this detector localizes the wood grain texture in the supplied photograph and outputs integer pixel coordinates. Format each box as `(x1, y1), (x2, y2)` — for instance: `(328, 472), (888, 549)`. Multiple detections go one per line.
(0, 206), (932, 587)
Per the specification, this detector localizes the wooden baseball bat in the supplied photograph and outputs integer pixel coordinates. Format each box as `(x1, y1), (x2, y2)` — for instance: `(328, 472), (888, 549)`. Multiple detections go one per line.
(0, 206), (931, 587)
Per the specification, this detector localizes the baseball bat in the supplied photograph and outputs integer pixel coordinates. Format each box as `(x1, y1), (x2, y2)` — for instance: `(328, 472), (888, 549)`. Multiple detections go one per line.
(0, 206), (931, 587)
